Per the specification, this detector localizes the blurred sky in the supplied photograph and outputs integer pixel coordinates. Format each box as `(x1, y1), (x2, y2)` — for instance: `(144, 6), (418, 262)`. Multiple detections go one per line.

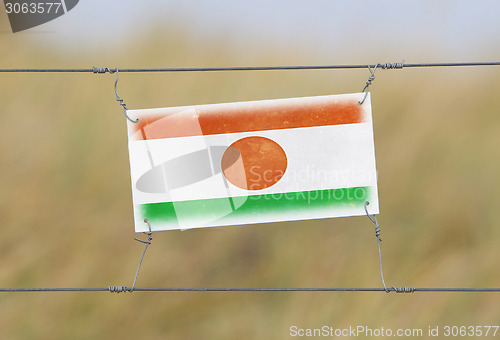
(2, 0), (500, 63)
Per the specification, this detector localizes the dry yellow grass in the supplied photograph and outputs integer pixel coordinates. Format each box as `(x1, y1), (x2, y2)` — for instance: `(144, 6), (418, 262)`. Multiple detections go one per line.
(0, 18), (499, 339)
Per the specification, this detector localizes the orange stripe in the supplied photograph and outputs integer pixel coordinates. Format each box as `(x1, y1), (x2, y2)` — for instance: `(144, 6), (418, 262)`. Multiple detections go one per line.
(130, 96), (364, 141)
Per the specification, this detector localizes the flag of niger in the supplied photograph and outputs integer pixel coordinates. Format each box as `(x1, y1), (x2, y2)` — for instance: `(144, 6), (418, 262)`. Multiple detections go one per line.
(127, 93), (378, 232)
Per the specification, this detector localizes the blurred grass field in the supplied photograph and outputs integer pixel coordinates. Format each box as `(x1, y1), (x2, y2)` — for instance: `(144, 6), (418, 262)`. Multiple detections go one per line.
(1, 16), (500, 340)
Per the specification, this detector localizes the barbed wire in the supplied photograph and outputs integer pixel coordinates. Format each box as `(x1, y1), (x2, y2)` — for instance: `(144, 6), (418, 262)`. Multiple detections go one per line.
(0, 61), (499, 73)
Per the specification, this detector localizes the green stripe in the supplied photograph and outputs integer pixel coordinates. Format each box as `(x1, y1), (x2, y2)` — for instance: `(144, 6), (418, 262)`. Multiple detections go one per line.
(139, 187), (369, 228)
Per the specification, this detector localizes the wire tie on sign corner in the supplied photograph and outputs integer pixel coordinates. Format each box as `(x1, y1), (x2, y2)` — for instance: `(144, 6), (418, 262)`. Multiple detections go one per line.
(134, 219), (153, 245)
(364, 201), (414, 294)
(93, 66), (138, 123)
(108, 219), (153, 294)
(128, 219), (154, 293)
(364, 201), (382, 242)
(358, 64), (378, 105)
(113, 68), (139, 123)
(358, 60), (404, 105)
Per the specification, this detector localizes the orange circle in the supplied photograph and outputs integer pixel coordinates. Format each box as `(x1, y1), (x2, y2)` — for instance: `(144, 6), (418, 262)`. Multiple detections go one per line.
(221, 136), (287, 190)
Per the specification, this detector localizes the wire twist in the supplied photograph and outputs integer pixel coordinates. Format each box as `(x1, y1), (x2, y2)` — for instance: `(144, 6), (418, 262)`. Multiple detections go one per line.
(364, 201), (382, 242)
(129, 219), (154, 292)
(380, 61), (404, 69)
(93, 66), (138, 123)
(108, 286), (129, 293)
(358, 61), (404, 105)
(113, 68), (138, 123)
(358, 64), (378, 105)
(92, 67), (115, 74)
(364, 201), (416, 293)
(364, 201), (415, 293)
(391, 286), (415, 293)
(106, 220), (153, 294)
(364, 201), (388, 292)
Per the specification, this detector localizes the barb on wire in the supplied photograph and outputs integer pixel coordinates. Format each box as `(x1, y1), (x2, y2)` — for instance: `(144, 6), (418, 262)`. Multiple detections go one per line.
(364, 201), (415, 294)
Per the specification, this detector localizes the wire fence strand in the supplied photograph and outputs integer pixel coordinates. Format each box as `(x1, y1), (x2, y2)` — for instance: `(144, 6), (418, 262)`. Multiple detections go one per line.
(1, 287), (499, 293)
(0, 61), (499, 73)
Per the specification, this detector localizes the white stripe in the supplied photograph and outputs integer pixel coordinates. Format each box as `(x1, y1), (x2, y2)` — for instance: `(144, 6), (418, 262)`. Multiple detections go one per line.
(129, 123), (377, 205)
